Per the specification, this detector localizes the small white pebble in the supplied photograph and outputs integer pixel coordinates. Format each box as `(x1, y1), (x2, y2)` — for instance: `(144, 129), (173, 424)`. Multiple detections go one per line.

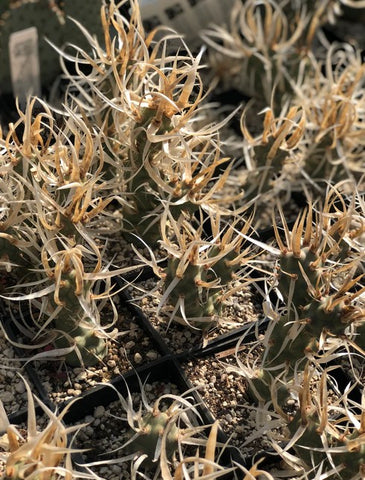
(134, 353), (142, 364)
(76, 371), (88, 381)
(146, 351), (158, 361)
(111, 465), (122, 474)
(3, 349), (14, 358)
(85, 425), (94, 436)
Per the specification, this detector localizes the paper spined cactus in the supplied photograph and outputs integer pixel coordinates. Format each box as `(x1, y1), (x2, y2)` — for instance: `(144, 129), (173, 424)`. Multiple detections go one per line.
(56, 0), (239, 246)
(248, 188), (365, 404)
(151, 210), (258, 332)
(83, 381), (211, 477)
(0, 99), (117, 367)
(0, 375), (88, 480)
(284, 365), (365, 479)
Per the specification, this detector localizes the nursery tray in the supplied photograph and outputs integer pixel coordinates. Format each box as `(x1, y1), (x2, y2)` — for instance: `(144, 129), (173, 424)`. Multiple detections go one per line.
(117, 272), (269, 359)
(115, 250), (270, 358)
(0, 306), (56, 423)
(1, 318), (51, 403)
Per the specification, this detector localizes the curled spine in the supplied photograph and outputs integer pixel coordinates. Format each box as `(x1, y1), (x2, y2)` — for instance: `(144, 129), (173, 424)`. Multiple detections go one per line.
(0, 375), (89, 480)
(284, 364), (365, 479)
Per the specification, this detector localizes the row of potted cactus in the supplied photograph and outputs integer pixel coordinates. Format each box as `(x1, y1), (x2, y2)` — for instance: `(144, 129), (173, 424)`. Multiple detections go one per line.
(0, 0), (364, 478)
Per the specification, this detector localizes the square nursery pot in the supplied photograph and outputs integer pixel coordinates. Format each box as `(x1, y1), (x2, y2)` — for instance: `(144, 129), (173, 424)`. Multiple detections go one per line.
(115, 257), (271, 359)
(0, 314), (54, 423)
(58, 355), (255, 478)
(0, 281), (171, 410)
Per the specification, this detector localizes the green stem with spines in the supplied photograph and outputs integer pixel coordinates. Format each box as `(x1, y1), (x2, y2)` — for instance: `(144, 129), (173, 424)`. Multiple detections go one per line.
(164, 246), (239, 329)
(127, 411), (179, 466)
(122, 108), (172, 243)
(52, 271), (107, 367)
(287, 410), (365, 479)
(122, 108), (206, 244)
(250, 246), (352, 403)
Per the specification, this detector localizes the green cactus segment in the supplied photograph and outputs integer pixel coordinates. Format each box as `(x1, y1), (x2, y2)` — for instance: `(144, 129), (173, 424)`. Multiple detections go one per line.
(0, 233), (31, 270)
(243, 122), (298, 208)
(53, 322), (107, 368)
(164, 259), (220, 323)
(247, 52), (303, 105)
(122, 106), (213, 244)
(287, 411), (365, 479)
(163, 247), (239, 330)
(263, 314), (317, 368)
(251, 241), (359, 403)
(259, 296), (349, 382)
(128, 411), (179, 465)
(52, 271), (107, 367)
(250, 298), (349, 401)
(287, 410), (332, 471)
(277, 247), (350, 338)
(277, 247), (320, 307)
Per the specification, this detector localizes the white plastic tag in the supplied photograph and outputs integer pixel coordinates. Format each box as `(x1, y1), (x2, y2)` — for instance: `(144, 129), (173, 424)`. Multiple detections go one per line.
(9, 27), (41, 105)
(140, 0), (233, 47)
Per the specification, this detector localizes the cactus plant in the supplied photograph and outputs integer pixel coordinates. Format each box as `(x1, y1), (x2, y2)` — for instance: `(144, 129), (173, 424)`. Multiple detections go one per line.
(241, 187), (365, 404)
(282, 365), (365, 479)
(237, 104), (305, 222)
(202, 0), (364, 107)
(0, 1), (364, 478)
(0, 375), (91, 480)
(172, 421), (238, 480)
(139, 210), (259, 332)
(232, 43), (365, 224)
(0, 98), (120, 367)
(57, 0), (240, 246)
(201, 0), (314, 105)
(83, 380), (212, 478)
(293, 43), (365, 187)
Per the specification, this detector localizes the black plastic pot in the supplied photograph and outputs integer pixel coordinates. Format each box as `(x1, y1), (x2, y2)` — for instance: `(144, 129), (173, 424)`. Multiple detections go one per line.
(111, 223), (281, 361)
(60, 354), (252, 476)
(0, 286), (174, 408)
(0, 311), (55, 423)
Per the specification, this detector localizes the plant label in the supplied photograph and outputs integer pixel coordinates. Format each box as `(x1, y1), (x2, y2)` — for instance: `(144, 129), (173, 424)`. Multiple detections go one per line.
(9, 27), (41, 106)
